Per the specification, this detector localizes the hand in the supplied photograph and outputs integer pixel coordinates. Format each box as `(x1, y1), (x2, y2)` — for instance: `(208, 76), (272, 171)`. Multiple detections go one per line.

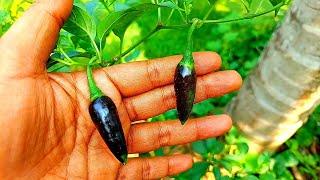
(0, 0), (242, 179)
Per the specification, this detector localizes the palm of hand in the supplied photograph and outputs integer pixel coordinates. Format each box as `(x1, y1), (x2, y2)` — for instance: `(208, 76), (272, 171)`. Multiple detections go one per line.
(0, 71), (136, 179)
(0, 0), (242, 179)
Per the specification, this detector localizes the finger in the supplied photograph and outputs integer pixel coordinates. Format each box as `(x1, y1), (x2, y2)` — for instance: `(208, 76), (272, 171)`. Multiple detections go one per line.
(127, 115), (232, 153)
(118, 155), (193, 179)
(104, 52), (221, 97)
(124, 70), (242, 121)
(0, 0), (73, 77)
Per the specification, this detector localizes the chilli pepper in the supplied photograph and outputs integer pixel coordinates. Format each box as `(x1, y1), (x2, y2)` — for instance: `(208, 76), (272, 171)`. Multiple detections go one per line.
(87, 65), (128, 164)
(174, 19), (199, 125)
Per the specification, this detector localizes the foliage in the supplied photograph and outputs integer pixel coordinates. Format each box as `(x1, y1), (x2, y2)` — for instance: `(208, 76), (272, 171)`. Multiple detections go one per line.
(0, 0), (319, 179)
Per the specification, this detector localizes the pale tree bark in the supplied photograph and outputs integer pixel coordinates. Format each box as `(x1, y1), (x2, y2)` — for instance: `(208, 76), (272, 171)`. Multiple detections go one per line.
(227, 0), (320, 152)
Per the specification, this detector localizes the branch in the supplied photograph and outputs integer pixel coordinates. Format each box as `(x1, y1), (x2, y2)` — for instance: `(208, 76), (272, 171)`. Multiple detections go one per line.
(203, 2), (285, 24)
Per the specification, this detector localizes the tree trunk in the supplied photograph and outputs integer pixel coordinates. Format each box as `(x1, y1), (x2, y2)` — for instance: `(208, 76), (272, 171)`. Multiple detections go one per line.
(227, 0), (320, 152)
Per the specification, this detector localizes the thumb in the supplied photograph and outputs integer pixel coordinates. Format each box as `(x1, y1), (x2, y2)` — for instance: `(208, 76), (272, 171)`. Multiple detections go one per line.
(0, 0), (73, 78)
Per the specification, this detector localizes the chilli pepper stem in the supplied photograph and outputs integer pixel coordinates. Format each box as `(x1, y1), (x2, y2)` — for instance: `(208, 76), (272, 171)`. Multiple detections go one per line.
(181, 19), (200, 66)
(87, 66), (104, 101)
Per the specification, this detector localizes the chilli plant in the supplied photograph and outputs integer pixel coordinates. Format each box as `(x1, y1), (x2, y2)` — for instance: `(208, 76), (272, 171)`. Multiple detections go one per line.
(3, 0), (319, 180)
(48, 0), (290, 73)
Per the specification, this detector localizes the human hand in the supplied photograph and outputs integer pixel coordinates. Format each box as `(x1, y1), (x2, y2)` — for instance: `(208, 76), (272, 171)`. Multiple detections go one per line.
(0, 0), (242, 179)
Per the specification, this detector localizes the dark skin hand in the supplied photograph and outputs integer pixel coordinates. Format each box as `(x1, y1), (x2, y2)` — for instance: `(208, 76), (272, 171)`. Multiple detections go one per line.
(0, 0), (242, 179)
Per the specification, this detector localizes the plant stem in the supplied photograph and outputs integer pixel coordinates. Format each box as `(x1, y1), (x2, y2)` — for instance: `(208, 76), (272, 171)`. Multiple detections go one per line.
(106, 3), (285, 65)
(52, 58), (72, 66)
(109, 0), (117, 7)
(186, 19), (199, 52)
(90, 38), (102, 63)
(113, 24), (188, 62)
(162, 24), (189, 29)
(203, 2), (285, 24)
(177, 7), (187, 23)
(87, 65), (104, 101)
(203, 5), (215, 21)
(183, 19), (199, 63)
(59, 47), (76, 64)
(165, 8), (175, 24)
(183, 2), (189, 22)
(156, 0), (162, 25)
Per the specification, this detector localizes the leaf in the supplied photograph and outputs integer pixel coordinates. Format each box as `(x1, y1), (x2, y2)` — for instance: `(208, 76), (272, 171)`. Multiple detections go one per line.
(295, 128), (314, 147)
(71, 57), (90, 64)
(139, 152), (151, 158)
(273, 158), (286, 176)
(243, 154), (259, 173)
(159, 1), (184, 10)
(260, 172), (277, 180)
(154, 147), (164, 156)
(276, 150), (299, 167)
(269, 0), (282, 6)
(220, 159), (233, 172)
(124, 49), (140, 62)
(213, 167), (221, 180)
(71, 36), (95, 54)
(192, 100), (214, 116)
(63, 5), (96, 41)
(206, 138), (224, 154)
(47, 63), (70, 73)
(237, 143), (249, 154)
(177, 162), (210, 180)
(269, 0), (282, 16)
(207, 0), (217, 5)
(191, 140), (207, 155)
(257, 152), (271, 166)
(57, 31), (76, 52)
(97, 3), (159, 50)
(245, 0), (252, 6)
(112, 10), (143, 41)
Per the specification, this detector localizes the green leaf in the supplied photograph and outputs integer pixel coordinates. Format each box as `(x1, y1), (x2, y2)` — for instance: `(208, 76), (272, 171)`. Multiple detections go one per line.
(71, 57), (90, 64)
(220, 159), (233, 172)
(159, 1), (184, 10)
(260, 172), (277, 180)
(154, 147), (164, 156)
(237, 143), (249, 154)
(63, 5), (96, 41)
(269, 0), (283, 16)
(257, 152), (271, 166)
(124, 49), (140, 62)
(213, 167), (221, 180)
(269, 0), (282, 6)
(177, 162), (210, 180)
(96, 11), (129, 49)
(207, 0), (217, 5)
(139, 152), (151, 158)
(206, 138), (224, 154)
(47, 63), (66, 73)
(192, 100), (214, 116)
(112, 10), (143, 41)
(295, 128), (314, 147)
(191, 140), (207, 155)
(97, 3), (158, 50)
(243, 154), (259, 173)
(276, 150), (299, 167)
(277, 169), (294, 180)
(245, 0), (253, 5)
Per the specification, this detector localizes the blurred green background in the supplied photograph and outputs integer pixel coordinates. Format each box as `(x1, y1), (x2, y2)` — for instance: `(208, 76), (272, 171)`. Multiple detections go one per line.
(0, 0), (319, 179)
